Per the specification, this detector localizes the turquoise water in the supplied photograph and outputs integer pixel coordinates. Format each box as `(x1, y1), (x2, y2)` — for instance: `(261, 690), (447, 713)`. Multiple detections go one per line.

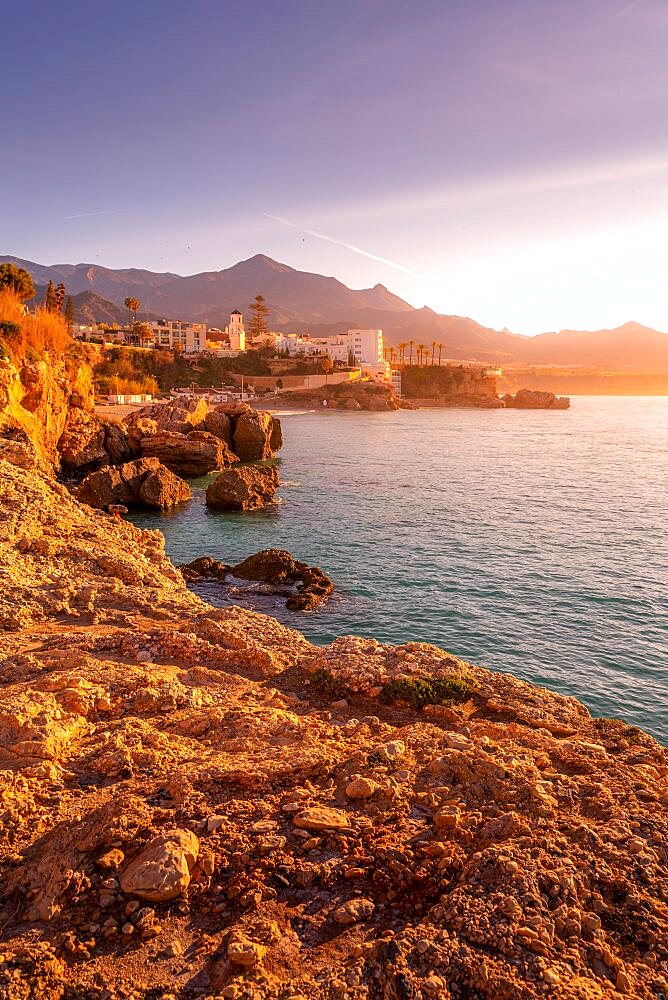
(128, 398), (668, 742)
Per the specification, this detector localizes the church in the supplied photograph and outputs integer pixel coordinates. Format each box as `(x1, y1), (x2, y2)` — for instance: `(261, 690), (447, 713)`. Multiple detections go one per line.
(225, 309), (246, 351)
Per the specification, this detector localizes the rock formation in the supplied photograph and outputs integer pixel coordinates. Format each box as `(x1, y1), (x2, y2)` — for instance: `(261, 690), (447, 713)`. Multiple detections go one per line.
(503, 389), (571, 409)
(284, 380), (402, 411)
(77, 457), (191, 510)
(181, 548), (335, 611)
(233, 409), (282, 461)
(0, 455), (667, 999)
(140, 430), (236, 477)
(205, 465), (279, 511)
(232, 548), (334, 611)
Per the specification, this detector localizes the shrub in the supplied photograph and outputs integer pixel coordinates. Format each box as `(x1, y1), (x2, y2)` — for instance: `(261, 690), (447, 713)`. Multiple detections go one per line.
(310, 667), (350, 699)
(379, 674), (477, 708)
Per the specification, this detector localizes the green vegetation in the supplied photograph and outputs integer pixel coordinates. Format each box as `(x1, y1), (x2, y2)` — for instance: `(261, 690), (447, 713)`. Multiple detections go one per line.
(379, 673), (477, 708)
(92, 344), (273, 394)
(594, 717), (647, 745)
(310, 667), (350, 699)
(0, 263), (35, 302)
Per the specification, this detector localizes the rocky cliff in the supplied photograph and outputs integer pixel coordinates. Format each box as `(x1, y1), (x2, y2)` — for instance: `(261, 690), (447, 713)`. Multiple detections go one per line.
(1, 448), (667, 1000)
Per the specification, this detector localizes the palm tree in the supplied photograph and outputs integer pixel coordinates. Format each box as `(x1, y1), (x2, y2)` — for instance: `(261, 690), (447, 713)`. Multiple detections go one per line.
(431, 340), (437, 365)
(398, 341), (407, 365)
(437, 342), (444, 366)
(124, 296), (140, 326)
(424, 349), (431, 367)
(417, 343), (425, 366)
(408, 340), (414, 365)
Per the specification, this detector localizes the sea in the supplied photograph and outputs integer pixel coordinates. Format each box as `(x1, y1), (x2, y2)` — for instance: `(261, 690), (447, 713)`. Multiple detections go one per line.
(127, 398), (668, 742)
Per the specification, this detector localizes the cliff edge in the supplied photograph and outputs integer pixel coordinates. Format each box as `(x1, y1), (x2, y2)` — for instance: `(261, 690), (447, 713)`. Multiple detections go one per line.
(1, 451), (667, 1000)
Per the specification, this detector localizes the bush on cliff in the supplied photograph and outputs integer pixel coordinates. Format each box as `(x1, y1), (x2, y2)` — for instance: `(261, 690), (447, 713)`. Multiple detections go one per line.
(379, 674), (477, 708)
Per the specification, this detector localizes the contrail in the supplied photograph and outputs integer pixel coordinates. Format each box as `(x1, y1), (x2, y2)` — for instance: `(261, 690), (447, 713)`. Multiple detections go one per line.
(264, 212), (432, 282)
(64, 208), (125, 220)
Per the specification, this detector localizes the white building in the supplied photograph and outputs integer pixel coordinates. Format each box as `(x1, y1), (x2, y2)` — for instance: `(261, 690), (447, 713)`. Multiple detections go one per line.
(276, 328), (388, 376)
(146, 319), (206, 354)
(225, 310), (246, 351)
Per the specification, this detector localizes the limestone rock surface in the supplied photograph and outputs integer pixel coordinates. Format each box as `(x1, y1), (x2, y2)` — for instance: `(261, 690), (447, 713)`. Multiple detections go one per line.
(141, 430), (236, 477)
(77, 457), (191, 510)
(205, 465), (279, 510)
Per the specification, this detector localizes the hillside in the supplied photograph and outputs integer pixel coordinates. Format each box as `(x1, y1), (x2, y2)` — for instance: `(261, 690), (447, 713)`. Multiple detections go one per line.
(5, 253), (668, 369)
(3, 254), (413, 329)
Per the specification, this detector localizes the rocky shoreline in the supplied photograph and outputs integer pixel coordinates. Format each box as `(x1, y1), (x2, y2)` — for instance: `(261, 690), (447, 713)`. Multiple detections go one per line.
(1, 445), (667, 999)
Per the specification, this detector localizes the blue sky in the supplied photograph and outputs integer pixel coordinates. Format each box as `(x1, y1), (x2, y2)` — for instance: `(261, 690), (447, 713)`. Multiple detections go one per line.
(3, 0), (668, 333)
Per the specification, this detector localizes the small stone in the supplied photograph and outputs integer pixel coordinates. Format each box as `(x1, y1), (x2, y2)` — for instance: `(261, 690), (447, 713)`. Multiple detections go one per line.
(206, 814), (225, 832)
(345, 776), (380, 800)
(97, 849), (124, 870)
(293, 807), (350, 832)
(227, 937), (266, 967)
(163, 940), (183, 957)
(332, 897), (375, 925)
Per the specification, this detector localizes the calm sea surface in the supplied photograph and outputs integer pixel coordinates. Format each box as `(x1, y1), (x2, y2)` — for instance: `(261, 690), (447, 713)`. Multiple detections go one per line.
(128, 398), (668, 742)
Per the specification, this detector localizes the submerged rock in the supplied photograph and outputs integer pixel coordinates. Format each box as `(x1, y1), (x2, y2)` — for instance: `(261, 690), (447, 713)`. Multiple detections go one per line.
(179, 556), (229, 582)
(205, 465), (279, 510)
(232, 548), (334, 611)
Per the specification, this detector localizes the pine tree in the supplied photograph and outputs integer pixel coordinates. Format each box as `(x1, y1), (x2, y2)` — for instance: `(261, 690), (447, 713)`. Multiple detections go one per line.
(55, 283), (66, 314)
(248, 294), (270, 342)
(44, 281), (57, 312)
(64, 296), (75, 331)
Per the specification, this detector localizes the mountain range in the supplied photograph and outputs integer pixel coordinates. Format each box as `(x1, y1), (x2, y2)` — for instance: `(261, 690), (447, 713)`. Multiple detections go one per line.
(4, 253), (668, 369)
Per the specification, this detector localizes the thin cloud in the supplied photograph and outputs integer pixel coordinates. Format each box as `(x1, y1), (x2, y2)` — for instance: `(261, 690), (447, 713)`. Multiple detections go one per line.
(64, 208), (126, 220)
(263, 213), (433, 282)
(616, 0), (642, 15)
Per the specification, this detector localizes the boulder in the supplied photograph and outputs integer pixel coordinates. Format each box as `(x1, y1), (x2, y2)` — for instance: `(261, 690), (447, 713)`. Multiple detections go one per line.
(231, 548), (334, 611)
(58, 408), (108, 476)
(503, 389), (570, 410)
(120, 829), (199, 902)
(141, 430), (237, 477)
(269, 416), (283, 452)
(204, 408), (233, 447)
(77, 457), (191, 510)
(233, 410), (277, 461)
(0, 428), (41, 470)
(206, 466), (279, 511)
(179, 556), (229, 582)
(102, 422), (133, 464)
(123, 398), (208, 439)
(232, 548), (304, 584)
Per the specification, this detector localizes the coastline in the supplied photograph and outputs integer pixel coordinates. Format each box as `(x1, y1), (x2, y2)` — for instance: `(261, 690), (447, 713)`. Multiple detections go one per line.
(2, 452), (668, 998)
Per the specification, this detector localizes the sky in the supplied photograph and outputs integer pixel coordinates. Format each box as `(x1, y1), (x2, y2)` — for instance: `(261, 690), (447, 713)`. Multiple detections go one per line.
(3, 0), (668, 334)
